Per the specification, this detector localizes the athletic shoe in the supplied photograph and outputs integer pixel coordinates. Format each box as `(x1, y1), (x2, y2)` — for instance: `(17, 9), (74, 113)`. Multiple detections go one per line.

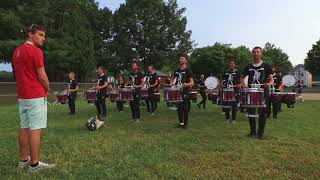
(29, 161), (56, 173)
(179, 122), (185, 126)
(258, 134), (265, 140)
(18, 156), (30, 170)
(150, 113), (155, 116)
(231, 120), (236, 124)
(247, 132), (257, 138)
(135, 119), (140, 123)
(224, 119), (230, 123)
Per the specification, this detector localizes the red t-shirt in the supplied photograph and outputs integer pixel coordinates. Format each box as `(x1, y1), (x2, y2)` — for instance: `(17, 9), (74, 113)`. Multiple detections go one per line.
(13, 42), (47, 99)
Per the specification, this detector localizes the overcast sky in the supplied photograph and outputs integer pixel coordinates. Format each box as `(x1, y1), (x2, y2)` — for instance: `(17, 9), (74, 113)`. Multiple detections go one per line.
(98, 0), (320, 66)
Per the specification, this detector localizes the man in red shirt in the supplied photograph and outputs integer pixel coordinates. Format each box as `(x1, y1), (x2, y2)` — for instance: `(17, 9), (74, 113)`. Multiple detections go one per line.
(13, 24), (55, 173)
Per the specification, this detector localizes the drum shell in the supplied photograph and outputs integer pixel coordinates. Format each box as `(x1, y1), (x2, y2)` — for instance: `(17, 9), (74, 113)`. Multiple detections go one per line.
(271, 92), (283, 103)
(85, 90), (97, 101)
(118, 88), (133, 101)
(164, 87), (182, 103)
(57, 92), (68, 104)
(240, 88), (266, 108)
(153, 93), (161, 102)
(222, 88), (236, 102)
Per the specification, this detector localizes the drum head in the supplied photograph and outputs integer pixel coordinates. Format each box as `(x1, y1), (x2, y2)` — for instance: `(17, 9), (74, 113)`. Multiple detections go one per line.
(244, 75), (248, 87)
(283, 75), (296, 87)
(205, 76), (219, 90)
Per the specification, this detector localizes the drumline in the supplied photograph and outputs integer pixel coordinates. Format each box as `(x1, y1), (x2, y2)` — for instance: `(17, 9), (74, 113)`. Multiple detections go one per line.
(55, 74), (297, 111)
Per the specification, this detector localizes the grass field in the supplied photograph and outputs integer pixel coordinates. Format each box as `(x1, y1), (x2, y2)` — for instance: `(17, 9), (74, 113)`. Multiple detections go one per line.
(0, 100), (319, 179)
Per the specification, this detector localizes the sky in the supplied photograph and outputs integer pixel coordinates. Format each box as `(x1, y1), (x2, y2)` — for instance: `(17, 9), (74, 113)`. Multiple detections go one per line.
(98, 0), (320, 66)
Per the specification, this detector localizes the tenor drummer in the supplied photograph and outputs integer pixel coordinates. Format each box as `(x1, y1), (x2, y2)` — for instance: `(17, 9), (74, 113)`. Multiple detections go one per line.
(91, 66), (108, 117)
(171, 54), (194, 129)
(145, 65), (159, 116)
(241, 47), (274, 140)
(222, 59), (241, 123)
(197, 74), (207, 109)
(64, 71), (79, 115)
(266, 66), (284, 119)
(128, 61), (145, 122)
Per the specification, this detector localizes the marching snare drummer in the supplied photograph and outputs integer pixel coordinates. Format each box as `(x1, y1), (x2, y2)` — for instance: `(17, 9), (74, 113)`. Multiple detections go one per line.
(64, 71), (79, 115)
(197, 74), (207, 109)
(128, 61), (145, 122)
(145, 65), (159, 115)
(171, 54), (194, 129)
(91, 66), (108, 117)
(241, 46), (274, 140)
(222, 59), (241, 123)
(266, 66), (284, 119)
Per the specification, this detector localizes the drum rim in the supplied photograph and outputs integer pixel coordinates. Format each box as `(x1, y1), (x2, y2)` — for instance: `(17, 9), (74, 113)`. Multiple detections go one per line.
(241, 88), (265, 92)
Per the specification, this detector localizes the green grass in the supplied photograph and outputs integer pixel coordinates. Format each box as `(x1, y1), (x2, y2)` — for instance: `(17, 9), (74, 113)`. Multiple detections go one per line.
(0, 100), (319, 179)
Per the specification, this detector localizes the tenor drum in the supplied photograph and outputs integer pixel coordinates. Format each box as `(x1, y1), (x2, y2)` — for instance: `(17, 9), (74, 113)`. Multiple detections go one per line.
(282, 92), (296, 108)
(85, 89), (97, 103)
(240, 88), (265, 108)
(222, 88), (236, 102)
(271, 92), (283, 103)
(56, 92), (68, 104)
(140, 88), (149, 99)
(109, 91), (118, 102)
(118, 88), (133, 101)
(164, 86), (182, 103)
(189, 91), (198, 103)
(153, 93), (161, 102)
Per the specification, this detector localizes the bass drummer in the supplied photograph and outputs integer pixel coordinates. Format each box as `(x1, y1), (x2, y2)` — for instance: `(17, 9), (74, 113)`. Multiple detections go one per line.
(222, 59), (241, 123)
(197, 74), (207, 109)
(170, 53), (194, 129)
(266, 66), (284, 119)
(241, 46), (274, 140)
(145, 65), (158, 116)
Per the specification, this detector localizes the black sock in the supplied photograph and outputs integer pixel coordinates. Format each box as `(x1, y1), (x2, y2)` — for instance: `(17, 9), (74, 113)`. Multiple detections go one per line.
(20, 159), (28, 162)
(30, 162), (39, 167)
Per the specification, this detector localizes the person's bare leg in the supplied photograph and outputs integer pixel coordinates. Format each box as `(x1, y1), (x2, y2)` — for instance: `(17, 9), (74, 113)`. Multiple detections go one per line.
(19, 128), (30, 161)
(29, 129), (41, 164)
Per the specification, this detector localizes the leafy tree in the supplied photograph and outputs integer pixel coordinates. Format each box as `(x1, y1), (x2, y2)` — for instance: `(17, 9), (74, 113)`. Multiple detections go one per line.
(305, 39), (320, 76)
(263, 42), (292, 73)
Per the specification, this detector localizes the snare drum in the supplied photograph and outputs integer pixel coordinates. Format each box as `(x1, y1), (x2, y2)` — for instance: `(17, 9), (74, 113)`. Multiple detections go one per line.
(85, 90), (97, 103)
(153, 93), (161, 102)
(240, 88), (265, 108)
(164, 86), (182, 103)
(271, 92), (283, 104)
(222, 88), (236, 102)
(118, 88), (133, 101)
(109, 91), (118, 102)
(56, 92), (68, 104)
(140, 88), (149, 99)
(189, 91), (198, 103)
(282, 92), (296, 108)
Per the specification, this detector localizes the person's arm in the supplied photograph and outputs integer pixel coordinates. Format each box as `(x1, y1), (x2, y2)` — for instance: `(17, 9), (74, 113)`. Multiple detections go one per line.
(135, 78), (145, 88)
(183, 77), (194, 88)
(68, 86), (79, 92)
(97, 81), (108, 90)
(264, 74), (274, 88)
(36, 67), (50, 93)
(150, 77), (159, 87)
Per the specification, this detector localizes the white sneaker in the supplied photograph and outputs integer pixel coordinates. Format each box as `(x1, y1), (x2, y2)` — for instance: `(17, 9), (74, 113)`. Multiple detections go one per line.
(29, 161), (56, 173)
(18, 156), (30, 171)
(179, 122), (184, 126)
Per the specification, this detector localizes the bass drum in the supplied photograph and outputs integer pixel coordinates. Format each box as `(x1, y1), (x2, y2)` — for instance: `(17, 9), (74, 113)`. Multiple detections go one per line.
(205, 76), (219, 90)
(282, 75), (297, 87)
(244, 75), (249, 87)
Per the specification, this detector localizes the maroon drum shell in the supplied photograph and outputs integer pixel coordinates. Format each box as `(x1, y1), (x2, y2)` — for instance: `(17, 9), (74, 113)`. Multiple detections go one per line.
(109, 91), (118, 102)
(189, 91), (198, 101)
(271, 92), (283, 103)
(85, 90), (97, 101)
(240, 88), (265, 108)
(57, 93), (68, 103)
(164, 87), (182, 102)
(153, 93), (161, 102)
(282, 93), (296, 104)
(222, 88), (236, 102)
(140, 89), (149, 98)
(118, 88), (133, 101)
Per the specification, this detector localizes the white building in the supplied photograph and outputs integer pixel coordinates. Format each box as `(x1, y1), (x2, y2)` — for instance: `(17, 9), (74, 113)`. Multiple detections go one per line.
(289, 64), (312, 87)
